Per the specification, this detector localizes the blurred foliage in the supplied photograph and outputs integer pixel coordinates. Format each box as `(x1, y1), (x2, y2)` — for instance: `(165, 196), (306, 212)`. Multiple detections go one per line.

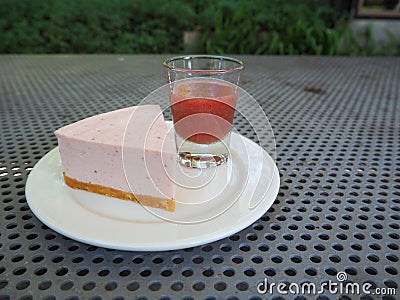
(198, 0), (344, 55)
(0, 0), (398, 55)
(340, 24), (400, 56)
(0, 0), (195, 53)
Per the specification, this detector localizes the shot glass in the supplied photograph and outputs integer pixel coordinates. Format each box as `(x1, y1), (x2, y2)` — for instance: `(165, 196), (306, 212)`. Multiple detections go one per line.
(163, 55), (244, 168)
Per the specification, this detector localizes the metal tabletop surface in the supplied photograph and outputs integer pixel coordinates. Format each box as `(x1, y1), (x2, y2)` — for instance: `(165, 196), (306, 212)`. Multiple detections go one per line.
(0, 55), (399, 300)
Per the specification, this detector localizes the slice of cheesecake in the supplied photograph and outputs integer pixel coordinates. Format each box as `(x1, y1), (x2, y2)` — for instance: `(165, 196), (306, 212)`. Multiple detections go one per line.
(55, 105), (176, 212)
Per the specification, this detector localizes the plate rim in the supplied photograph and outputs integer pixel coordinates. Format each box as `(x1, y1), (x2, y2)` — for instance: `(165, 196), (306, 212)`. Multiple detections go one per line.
(26, 133), (279, 251)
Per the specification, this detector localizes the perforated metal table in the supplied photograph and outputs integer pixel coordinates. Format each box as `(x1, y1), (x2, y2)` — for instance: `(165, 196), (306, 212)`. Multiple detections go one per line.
(0, 55), (399, 300)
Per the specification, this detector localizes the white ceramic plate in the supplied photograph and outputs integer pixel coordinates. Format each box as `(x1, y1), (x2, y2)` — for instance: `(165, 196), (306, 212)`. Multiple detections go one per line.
(26, 125), (279, 251)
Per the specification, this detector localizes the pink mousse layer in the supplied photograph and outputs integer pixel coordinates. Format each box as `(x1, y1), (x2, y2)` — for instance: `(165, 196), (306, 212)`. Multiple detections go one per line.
(55, 105), (176, 199)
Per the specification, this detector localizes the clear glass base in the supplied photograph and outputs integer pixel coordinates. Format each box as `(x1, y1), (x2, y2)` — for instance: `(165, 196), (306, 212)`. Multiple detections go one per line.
(178, 152), (228, 168)
(175, 134), (230, 169)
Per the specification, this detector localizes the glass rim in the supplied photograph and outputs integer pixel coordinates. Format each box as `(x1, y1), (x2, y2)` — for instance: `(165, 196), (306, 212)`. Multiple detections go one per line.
(163, 55), (245, 74)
